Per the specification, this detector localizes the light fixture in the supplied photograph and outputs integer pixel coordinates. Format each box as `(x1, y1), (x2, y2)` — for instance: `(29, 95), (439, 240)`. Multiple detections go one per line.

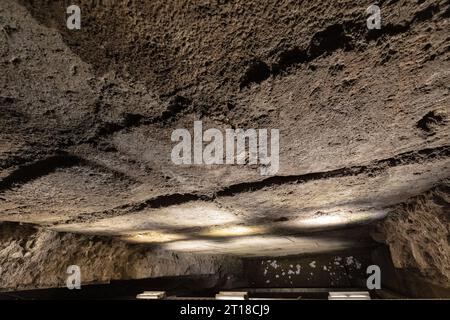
(215, 291), (248, 300)
(136, 291), (166, 300)
(328, 291), (371, 300)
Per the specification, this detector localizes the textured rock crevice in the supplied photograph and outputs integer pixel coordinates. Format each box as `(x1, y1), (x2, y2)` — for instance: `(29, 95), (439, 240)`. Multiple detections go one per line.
(0, 222), (242, 292)
(373, 181), (450, 288)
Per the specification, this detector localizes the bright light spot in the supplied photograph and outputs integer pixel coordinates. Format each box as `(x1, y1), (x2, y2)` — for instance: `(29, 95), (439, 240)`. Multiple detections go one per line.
(122, 231), (186, 244)
(158, 204), (239, 227)
(300, 215), (346, 227)
(290, 209), (387, 230)
(201, 225), (267, 237)
(163, 239), (217, 252)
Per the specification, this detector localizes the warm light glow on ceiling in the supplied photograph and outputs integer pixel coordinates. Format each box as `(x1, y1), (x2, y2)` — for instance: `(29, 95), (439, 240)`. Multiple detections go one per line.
(122, 231), (187, 243)
(162, 234), (357, 255)
(200, 225), (267, 237)
(289, 209), (387, 229)
(299, 215), (346, 227)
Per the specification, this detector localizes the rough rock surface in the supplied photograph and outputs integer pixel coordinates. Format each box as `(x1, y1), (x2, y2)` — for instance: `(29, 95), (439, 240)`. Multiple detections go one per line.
(373, 181), (450, 287)
(0, 0), (449, 291)
(0, 222), (242, 291)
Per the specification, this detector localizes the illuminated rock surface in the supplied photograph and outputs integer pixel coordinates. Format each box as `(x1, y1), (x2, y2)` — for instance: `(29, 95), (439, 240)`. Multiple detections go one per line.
(0, 0), (449, 294)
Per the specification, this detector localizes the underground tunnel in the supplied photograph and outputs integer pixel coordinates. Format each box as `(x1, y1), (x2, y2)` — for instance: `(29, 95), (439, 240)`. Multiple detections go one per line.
(0, 0), (449, 304)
